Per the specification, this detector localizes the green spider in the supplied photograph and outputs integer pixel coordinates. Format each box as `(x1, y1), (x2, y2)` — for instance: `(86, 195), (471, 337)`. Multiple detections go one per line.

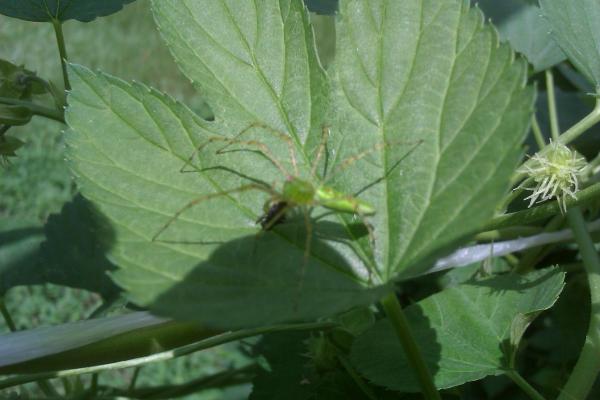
(152, 122), (420, 293)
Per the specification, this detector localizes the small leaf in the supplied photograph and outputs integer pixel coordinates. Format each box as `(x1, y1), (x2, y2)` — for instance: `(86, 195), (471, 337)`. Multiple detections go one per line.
(0, 0), (135, 22)
(350, 268), (565, 391)
(0, 105), (33, 126)
(250, 332), (313, 400)
(0, 59), (46, 99)
(540, 0), (600, 87)
(0, 135), (24, 157)
(483, 1), (566, 71)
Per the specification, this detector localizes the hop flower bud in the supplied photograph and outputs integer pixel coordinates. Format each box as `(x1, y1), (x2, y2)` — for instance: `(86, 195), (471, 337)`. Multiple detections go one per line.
(517, 141), (587, 213)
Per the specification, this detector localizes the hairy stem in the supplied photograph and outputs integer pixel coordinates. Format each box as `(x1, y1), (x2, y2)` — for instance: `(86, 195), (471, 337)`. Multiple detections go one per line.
(506, 370), (547, 400)
(0, 297), (16, 332)
(531, 114), (545, 150)
(52, 19), (71, 91)
(380, 292), (441, 400)
(485, 182), (600, 231)
(560, 207), (600, 400)
(546, 69), (560, 141)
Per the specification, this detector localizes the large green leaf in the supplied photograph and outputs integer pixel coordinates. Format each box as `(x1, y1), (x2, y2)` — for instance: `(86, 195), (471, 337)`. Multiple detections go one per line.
(65, 64), (384, 329)
(66, 0), (533, 329)
(540, 0), (600, 87)
(0, 0), (135, 22)
(350, 268), (565, 391)
(329, 0), (534, 279)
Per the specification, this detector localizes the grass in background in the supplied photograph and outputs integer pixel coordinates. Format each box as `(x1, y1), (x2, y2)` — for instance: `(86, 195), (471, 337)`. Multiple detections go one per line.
(0, 2), (249, 398)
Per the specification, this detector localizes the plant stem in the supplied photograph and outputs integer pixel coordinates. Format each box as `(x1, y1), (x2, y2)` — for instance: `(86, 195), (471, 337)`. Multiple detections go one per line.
(485, 182), (600, 231)
(531, 115), (545, 149)
(0, 297), (16, 332)
(337, 354), (378, 400)
(506, 369), (547, 400)
(52, 19), (70, 91)
(128, 366), (141, 392)
(546, 69), (560, 141)
(0, 320), (338, 390)
(380, 293), (441, 400)
(0, 96), (64, 123)
(512, 99), (600, 185)
(499, 177), (533, 212)
(560, 207), (600, 400)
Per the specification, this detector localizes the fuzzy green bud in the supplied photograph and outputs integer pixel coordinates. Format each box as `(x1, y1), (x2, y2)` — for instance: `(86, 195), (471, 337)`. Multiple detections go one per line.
(517, 141), (587, 213)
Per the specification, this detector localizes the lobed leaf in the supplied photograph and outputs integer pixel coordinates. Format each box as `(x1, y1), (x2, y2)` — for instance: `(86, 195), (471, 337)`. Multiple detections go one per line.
(66, 0), (534, 329)
(350, 267), (565, 391)
(65, 64), (384, 329)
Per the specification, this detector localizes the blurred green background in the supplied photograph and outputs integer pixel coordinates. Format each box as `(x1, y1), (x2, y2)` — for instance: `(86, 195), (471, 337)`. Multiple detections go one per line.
(0, 1), (259, 398)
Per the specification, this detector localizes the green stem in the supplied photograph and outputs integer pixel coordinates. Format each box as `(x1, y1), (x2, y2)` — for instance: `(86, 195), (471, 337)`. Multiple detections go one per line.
(0, 297), (16, 332)
(337, 354), (378, 400)
(546, 69), (560, 141)
(485, 182), (600, 231)
(90, 373), (98, 395)
(52, 19), (70, 91)
(531, 114), (546, 150)
(0, 320), (338, 390)
(499, 176), (533, 212)
(560, 207), (600, 400)
(506, 370), (547, 400)
(474, 226), (543, 241)
(0, 96), (64, 123)
(512, 99), (600, 185)
(128, 366), (141, 392)
(380, 293), (441, 400)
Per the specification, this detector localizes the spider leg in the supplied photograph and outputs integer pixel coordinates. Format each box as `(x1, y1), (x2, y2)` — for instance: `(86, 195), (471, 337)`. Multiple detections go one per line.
(152, 183), (275, 242)
(323, 139), (424, 185)
(310, 125), (330, 179)
(217, 122), (299, 176)
(182, 136), (290, 177)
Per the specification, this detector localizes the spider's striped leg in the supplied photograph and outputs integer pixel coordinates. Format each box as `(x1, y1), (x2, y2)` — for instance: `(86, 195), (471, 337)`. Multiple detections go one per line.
(323, 139), (424, 184)
(216, 122), (299, 176)
(310, 125), (330, 179)
(183, 136), (290, 177)
(152, 183), (275, 242)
